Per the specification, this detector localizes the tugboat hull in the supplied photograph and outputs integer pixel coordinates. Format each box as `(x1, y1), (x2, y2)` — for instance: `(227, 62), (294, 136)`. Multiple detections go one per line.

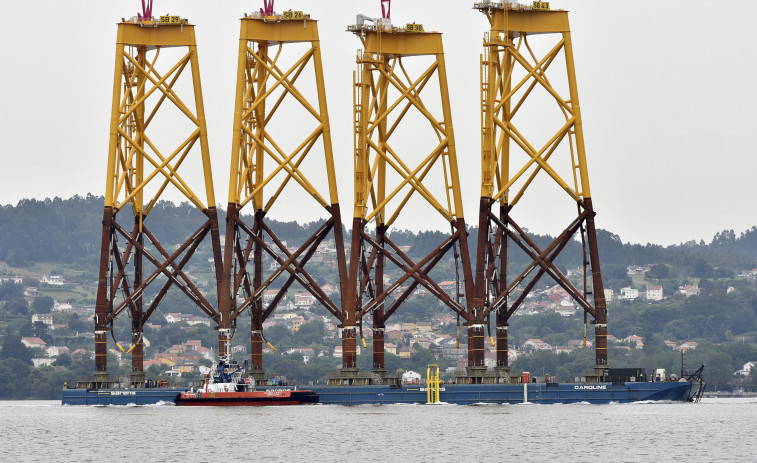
(175, 389), (319, 406)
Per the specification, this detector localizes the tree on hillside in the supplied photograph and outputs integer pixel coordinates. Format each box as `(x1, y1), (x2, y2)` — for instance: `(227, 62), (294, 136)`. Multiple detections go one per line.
(4, 248), (30, 267)
(711, 229), (736, 248)
(0, 334), (33, 365)
(265, 324), (293, 350)
(0, 281), (23, 301)
(408, 345), (437, 371)
(411, 230), (449, 258)
(692, 259), (714, 278)
(66, 313), (89, 333)
(292, 319), (325, 346)
(53, 353), (73, 368)
(32, 321), (50, 342)
(1, 298), (28, 315)
(646, 263), (670, 279)
(387, 229), (416, 246)
(32, 296), (54, 313)
(0, 358), (32, 399)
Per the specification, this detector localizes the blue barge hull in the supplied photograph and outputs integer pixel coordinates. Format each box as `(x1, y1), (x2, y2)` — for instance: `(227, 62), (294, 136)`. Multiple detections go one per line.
(61, 381), (691, 406)
(62, 387), (186, 405)
(308, 381), (691, 405)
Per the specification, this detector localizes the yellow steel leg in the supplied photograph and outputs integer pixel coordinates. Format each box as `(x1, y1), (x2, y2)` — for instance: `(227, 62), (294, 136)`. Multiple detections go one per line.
(224, 12), (348, 373)
(96, 16), (223, 374)
(473, 4), (608, 369)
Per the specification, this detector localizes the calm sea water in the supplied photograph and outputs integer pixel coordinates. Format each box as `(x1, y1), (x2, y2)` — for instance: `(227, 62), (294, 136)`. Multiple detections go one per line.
(2, 398), (755, 462)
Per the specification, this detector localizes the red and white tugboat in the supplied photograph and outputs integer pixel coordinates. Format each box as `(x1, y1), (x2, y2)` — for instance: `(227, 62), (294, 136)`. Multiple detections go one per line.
(175, 358), (318, 406)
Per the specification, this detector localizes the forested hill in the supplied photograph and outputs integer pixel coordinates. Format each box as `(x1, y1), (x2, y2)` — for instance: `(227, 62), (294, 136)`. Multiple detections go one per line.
(0, 195), (343, 269)
(2, 195), (757, 273)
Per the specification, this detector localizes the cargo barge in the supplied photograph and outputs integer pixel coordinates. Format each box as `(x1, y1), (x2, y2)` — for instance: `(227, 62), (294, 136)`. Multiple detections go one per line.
(310, 380), (694, 405)
(62, 364), (704, 406)
(61, 380), (694, 406)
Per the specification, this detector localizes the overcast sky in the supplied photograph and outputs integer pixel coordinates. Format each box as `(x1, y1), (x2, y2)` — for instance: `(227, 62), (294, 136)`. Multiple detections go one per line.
(1, 1), (756, 246)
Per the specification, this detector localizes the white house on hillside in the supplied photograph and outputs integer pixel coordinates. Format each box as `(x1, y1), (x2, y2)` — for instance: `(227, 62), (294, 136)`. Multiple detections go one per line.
(523, 339), (552, 352)
(646, 285), (663, 301)
(679, 284), (700, 297)
(41, 275), (65, 286)
(21, 337), (47, 349)
(294, 293), (316, 307)
(620, 287), (639, 300)
(555, 306), (576, 317)
(32, 314), (54, 326)
(263, 289), (285, 303)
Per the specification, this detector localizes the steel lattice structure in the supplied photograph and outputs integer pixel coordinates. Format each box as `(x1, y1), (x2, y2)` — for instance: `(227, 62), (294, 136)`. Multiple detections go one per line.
(90, 1), (609, 388)
(94, 15), (223, 386)
(220, 9), (347, 376)
(472, 2), (608, 372)
(340, 16), (475, 382)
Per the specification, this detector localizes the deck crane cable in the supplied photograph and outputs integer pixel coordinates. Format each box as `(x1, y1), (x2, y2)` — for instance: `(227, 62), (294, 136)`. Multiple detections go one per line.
(261, 329), (276, 352)
(111, 329), (126, 353)
(499, 215), (510, 325)
(105, 235), (125, 353)
(113, 257), (132, 354)
(578, 203), (589, 347)
(486, 310), (494, 347)
(451, 223), (461, 307)
(456, 314), (460, 349)
(358, 232), (369, 351)
(451, 223), (462, 349)
(358, 236), (373, 349)
(109, 320), (142, 354)
(487, 218), (494, 308)
(359, 316), (367, 349)
(483, 223), (495, 347)
(111, 253), (143, 354)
